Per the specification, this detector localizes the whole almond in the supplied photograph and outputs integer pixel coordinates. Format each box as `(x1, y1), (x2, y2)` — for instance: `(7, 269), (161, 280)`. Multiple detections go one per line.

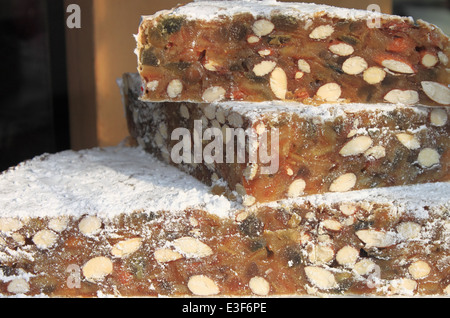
(82, 257), (113, 282)
(408, 260), (431, 279)
(342, 56), (368, 75)
(249, 276), (270, 296)
(32, 230), (58, 249)
(202, 86), (226, 103)
(417, 148), (440, 167)
(309, 25), (334, 40)
(180, 104), (190, 119)
(48, 216), (69, 233)
(187, 275), (220, 296)
(389, 278), (417, 295)
(7, 278), (30, 294)
(363, 67), (386, 84)
(0, 218), (23, 233)
(270, 67), (288, 100)
(304, 266), (337, 290)
(384, 89), (419, 105)
(381, 59), (415, 73)
(227, 112), (244, 127)
(297, 59), (311, 73)
(252, 19), (275, 37)
(336, 245), (359, 266)
(295, 71), (304, 79)
(242, 195), (256, 207)
(147, 80), (159, 91)
(421, 81), (450, 105)
(421, 53), (438, 68)
(339, 136), (373, 156)
(247, 35), (260, 44)
(79, 216), (102, 236)
(111, 238), (142, 258)
(321, 219), (343, 231)
(430, 108), (448, 126)
(438, 51), (448, 65)
(172, 237), (213, 258)
(339, 203), (357, 216)
(329, 173), (357, 192)
(354, 259), (377, 276)
(329, 42), (354, 56)
(316, 83), (341, 102)
(253, 60), (276, 77)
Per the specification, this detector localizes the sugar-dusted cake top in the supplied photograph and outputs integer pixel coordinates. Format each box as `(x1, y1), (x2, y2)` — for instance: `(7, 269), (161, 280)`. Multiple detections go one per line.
(143, 0), (396, 22)
(0, 146), (234, 219)
(285, 182), (450, 219)
(215, 100), (434, 123)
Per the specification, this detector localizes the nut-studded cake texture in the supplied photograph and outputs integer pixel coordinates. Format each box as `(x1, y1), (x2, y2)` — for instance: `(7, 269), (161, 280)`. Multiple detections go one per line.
(0, 146), (449, 297)
(136, 0), (449, 106)
(121, 73), (450, 204)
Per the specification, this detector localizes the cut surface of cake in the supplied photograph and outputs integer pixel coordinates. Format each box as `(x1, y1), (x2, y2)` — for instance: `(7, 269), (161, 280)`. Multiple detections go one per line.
(0, 146), (449, 297)
(136, 0), (449, 105)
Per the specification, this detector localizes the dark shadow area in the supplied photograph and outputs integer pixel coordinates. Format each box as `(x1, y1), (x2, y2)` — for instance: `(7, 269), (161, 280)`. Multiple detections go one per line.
(0, 0), (70, 172)
(393, 0), (450, 35)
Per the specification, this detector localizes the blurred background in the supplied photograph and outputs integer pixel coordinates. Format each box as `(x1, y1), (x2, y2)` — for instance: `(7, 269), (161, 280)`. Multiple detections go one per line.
(0, 0), (449, 171)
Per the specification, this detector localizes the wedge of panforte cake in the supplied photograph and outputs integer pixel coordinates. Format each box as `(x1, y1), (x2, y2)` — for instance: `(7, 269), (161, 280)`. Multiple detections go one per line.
(136, 0), (449, 105)
(0, 146), (448, 297)
(121, 72), (449, 205)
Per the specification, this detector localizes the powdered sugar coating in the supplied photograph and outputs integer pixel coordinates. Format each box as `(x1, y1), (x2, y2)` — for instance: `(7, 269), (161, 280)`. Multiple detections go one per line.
(277, 182), (450, 220)
(142, 0), (397, 23)
(0, 147), (234, 219)
(215, 100), (432, 124)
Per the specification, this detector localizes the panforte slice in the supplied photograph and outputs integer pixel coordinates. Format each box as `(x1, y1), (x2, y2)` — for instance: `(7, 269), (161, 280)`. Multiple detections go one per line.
(136, 0), (449, 106)
(0, 145), (449, 297)
(122, 73), (450, 204)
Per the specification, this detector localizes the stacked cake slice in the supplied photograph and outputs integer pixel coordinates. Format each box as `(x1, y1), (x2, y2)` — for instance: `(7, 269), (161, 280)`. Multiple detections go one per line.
(0, 147), (449, 297)
(123, 73), (449, 205)
(0, 147), (237, 297)
(136, 0), (449, 105)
